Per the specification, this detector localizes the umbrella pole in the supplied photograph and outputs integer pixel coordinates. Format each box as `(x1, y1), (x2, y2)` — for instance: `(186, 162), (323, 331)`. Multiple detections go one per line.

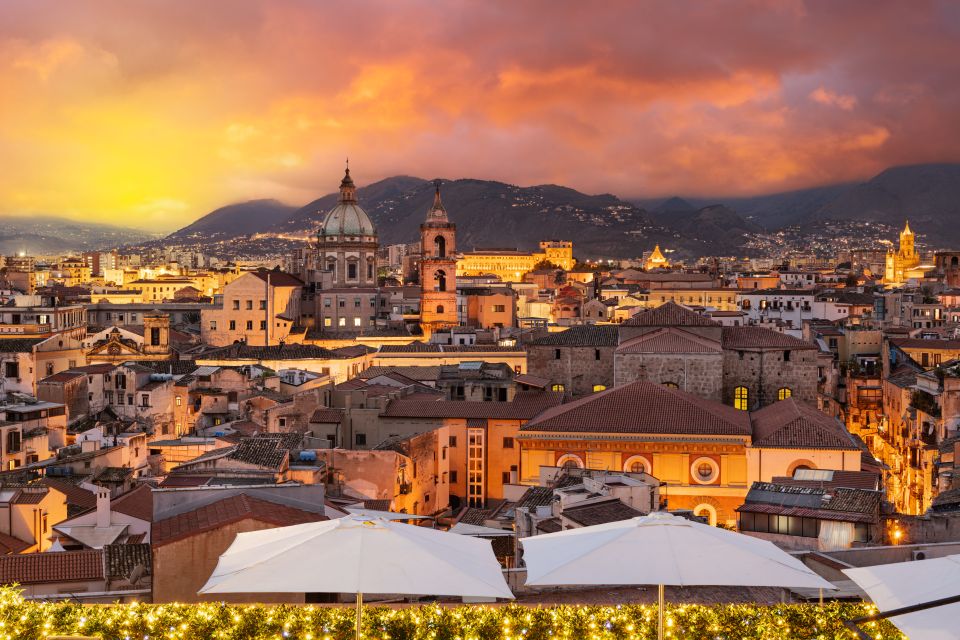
(658, 584), (664, 640)
(355, 591), (363, 640)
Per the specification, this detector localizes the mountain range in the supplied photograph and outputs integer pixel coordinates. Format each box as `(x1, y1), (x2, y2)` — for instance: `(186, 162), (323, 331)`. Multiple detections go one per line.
(164, 162), (960, 258)
(0, 216), (159, 255)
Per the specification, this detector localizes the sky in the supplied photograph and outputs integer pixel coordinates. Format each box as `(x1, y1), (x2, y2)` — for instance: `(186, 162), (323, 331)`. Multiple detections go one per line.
(0, 0), (958, 232)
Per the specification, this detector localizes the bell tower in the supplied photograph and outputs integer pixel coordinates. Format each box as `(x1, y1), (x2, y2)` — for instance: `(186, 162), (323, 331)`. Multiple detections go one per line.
(420, 180), (458, 336)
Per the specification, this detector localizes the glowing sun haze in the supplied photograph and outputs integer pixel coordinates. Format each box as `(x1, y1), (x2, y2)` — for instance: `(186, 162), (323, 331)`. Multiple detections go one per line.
(1, 0), (958, 231)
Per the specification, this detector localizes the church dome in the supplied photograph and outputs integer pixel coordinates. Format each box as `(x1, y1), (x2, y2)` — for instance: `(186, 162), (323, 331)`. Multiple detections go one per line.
(319, 166), (377, 238)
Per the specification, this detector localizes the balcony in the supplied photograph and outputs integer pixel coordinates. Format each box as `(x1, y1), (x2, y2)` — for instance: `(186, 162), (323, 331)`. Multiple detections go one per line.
(0, 323), (52, 336)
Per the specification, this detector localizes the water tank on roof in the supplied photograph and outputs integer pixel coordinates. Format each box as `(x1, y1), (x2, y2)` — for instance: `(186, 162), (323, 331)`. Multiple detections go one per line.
(213, 431), (225, 437)
(299, 450), (318, 463)
(149, 373), (174, 382)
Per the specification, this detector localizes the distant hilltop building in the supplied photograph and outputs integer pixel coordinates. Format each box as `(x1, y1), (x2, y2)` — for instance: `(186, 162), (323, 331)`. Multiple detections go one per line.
(457, 241), (575, 282)
(643, 244), (670, 270)
(884, 221), (930, 285)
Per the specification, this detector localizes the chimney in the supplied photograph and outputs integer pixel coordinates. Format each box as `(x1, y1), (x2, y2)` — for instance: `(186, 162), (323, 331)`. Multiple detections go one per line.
(95, 487), (111, 529)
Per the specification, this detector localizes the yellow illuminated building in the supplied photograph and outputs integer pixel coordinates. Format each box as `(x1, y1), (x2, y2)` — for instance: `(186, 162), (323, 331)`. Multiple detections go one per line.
(884, 221), (926, 285)
(457, 240), (575, 281)
(644, 244), (670, 270)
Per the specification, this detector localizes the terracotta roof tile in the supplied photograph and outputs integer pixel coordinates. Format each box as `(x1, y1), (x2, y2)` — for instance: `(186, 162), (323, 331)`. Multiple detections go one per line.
(0, 531), (32, 555)
(528, 325), (619, 347)
(40, 478), (97, 511)
(562, 498), (644, 526)
(0, 549), (103, 584)
(152, 494), (327, 546)
(111, 485), (153, 522)
(623, 302), (720, 327)
(381, 390), (564, 421)
(721, 327), (816, 350)
(249, 270), (304, 287)
(521, 380), (751, 436)
(751, 399), (860, 450)
(616, 328), (721, 354)
(770, 470), (881, 491)
(103, 543), (151, 579)
(309, 408), (344, 424)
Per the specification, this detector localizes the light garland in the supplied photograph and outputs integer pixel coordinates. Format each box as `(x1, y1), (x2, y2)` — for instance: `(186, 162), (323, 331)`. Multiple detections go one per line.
(0, 586), (903, 639)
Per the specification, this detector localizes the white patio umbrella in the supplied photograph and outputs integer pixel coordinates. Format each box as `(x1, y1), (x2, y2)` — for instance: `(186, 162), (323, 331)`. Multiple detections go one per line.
(521, 511), (834, 640)
(843, 554), (960, 640)
(200, 515), (513, 639)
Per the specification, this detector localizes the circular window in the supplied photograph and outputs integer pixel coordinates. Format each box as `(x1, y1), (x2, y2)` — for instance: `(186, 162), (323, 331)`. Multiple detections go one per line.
(691, 457), (719, 484)
(557, 454), (583, 469)
(623, 455), (651, 475)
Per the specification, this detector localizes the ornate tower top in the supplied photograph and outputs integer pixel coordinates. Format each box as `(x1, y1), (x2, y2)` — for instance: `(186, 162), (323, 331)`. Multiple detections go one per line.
(425, 179), (449, 223)
(339, 161), (357, 203)
(902, 220), (913, 237)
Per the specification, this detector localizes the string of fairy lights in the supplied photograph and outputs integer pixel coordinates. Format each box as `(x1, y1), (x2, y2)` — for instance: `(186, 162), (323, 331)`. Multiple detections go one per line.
(0, 587), (903, 639)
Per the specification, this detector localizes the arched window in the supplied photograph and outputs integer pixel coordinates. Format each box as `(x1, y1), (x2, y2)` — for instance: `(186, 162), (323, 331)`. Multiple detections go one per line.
(662, 381), (678, 389)
(693, 503), (718, 526)
(435, 235), (446, 258)
(778, 387), (792, 400)
(623, 455), (651, 475)
(953, 256), (959, 267)
(557, 453), (583, 469)
(436, 305), (444, 314)
(592, 384), (607, 392)
(734, 386), (749, 411)
(434, 269), (447, 292)
(551, 383), (565, 392)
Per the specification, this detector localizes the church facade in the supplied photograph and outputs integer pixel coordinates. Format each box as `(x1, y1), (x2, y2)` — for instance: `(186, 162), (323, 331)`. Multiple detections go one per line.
(884, 221), (922, 285)
(419, 181), (458, 336)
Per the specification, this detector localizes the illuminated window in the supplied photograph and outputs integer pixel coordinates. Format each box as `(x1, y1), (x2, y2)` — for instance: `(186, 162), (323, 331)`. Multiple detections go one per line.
(662, 381), (678, 389)
(557, 454), (583, 469)
(778, 387), (792, 400)
(551, 384), (565, 392)
(734, 386), (749, 410)
(592, 384), (606, 392)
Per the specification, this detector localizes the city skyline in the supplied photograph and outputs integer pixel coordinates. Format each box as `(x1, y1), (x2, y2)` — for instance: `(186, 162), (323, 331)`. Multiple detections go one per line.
(1, 0), (959, 231)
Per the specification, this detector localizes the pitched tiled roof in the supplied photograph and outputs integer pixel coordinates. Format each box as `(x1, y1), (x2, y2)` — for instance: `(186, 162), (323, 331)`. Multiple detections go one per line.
(887, 364), (920, 389)
(623, 302), (720, 327)
(40, 478), (97, 511)
(197, 343), (347, 361)
(111, 485), (153, 522)
(514, 486), (554, 511)
(770, 470), (881, 491)
(521, 380), (751, 436)
(359, 366), (443, 381)
(739, 481), (880, 524)
(378, 342), (523, 353)
(249, 269), (304, 287)
(0, 531), (32, 555)
(103, 543), (151, 579)
(528, 325), (619, 347)
(69, 363), (119, 374)
(158, 475), (212, 488)
(458, 507), (493, 526)
(721, 327), (817, 350)
(892, 338), (960, 350)
(0, 549), (103, 584)
(152, 494), (327, 546)
(616, 328), (721, 354)
(0, 338), (44, 353)
(381, 390), (564, 421)
(39, 371), (85, 384)
(562, 497), (643, 526)
(309, 408), (344, 424)
(932, 485), (960, 512)
(751, 398), (860, 450)
(513, 374), (550, 388)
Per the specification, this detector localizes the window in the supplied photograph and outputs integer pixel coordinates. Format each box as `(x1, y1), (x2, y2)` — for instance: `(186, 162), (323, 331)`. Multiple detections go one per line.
(592, 384), (607, 392)
(783, 350), (791, 362)
(557, 453), (583, 469)
(259, 299), (266, 310)
(595, 348), (601, 361)
(778, 387), (792, 400)
(150, 327), (161, 346)
(4, 362), (18, 379)
(140, 394), (149, 408)
(229, 320), (236, 331)
(551, 384), (565, 392)
(355, 433), (366, 446)
(175, 395), (182, 407)
(436, 305), (444, 314)
(278, 418), (286, 428)
(734, 386), (749, 411)
(502, 437), (514, 449)
(555, 349), (562, 360)
(740, 512), (820, 538)
(493, 305), (505, 313)
(348, 263), (358, 279)
(353, 317), (361, 327)
(449, 436), (457, 447)
(209, 320), (217, 331)
(662, 381), (678, 389)
(691, 457), (719, 484)
(623, 455), (650, 474)
(449, 470), (458, 483)
(232, 300), (240, 310)
(6, 430), (21, 453)
(128, 395), (134, 405)
(338, 318), (346, 327)
(246, 320), (253, 330)
(260, 321), (267, 330)
(245, 300), (253, 310)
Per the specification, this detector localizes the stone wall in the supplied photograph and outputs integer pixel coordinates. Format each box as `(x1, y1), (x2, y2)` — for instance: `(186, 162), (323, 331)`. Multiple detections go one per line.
(722, 348), (818, 409)
(527, 345), (614, 396)
(613, 352), (722, 401)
